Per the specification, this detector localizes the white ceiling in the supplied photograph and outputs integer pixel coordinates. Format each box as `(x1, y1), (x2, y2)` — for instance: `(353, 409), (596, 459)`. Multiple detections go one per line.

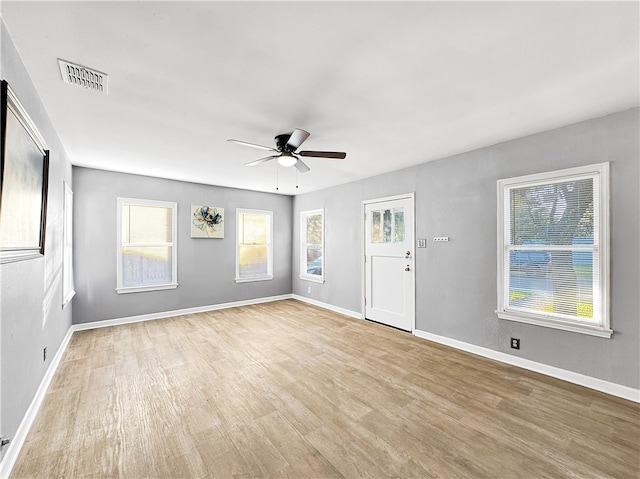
(2, 1), (638, 195)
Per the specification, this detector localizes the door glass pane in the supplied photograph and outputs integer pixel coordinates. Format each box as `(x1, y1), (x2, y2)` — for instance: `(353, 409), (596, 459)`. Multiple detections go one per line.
(383, 209), (392, 243)
(394, 208), (405, 242)
(372, 211), (381, 243)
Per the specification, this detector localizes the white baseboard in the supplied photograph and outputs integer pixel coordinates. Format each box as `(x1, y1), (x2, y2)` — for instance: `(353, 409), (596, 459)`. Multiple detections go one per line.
(413, 329), (640, 403)
(72, 294), (294, 331)
(291, 294), (362, 319)
(0, 326), (74, 479)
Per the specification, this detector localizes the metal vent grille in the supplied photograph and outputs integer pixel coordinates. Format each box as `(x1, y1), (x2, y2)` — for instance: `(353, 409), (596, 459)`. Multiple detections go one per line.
(58, 59), (108, 94)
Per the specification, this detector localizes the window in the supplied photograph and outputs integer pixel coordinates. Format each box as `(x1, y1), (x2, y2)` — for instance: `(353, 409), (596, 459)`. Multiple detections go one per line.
(236, 208), (273, 282)
(497, 163), (610, 337)
(300, 209), (324, 283)
(116, 198), (177, 293)
(62, 182), (75, 308)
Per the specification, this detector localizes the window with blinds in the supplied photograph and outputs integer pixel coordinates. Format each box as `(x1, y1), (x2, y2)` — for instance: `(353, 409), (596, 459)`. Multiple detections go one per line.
(236, 208), (273, 282)
(497, 163), (611, 338)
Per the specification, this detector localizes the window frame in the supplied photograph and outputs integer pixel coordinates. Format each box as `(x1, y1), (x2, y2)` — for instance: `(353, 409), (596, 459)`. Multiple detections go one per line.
(235, 208), (273, 283)
(62, 182), (75, 308)
(116, 197), (178, 294)
(300, 208), (325, 284)
(496, 162), (611, 338)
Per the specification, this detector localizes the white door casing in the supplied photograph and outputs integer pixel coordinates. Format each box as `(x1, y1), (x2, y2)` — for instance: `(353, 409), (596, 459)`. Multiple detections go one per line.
(363, 194), (415, 331)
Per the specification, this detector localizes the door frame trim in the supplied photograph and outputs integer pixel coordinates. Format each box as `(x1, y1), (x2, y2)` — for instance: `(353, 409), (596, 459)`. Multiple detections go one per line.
(361, 192), (416, 331)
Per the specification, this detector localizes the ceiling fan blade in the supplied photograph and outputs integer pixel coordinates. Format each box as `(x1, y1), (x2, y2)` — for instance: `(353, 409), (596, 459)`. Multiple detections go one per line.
(245, 155), (278, 167)
(228, 139), (278, 152)
(294, 158), (310, 173)
(286, 129), (310, 151)
(298, 150), (346, 159)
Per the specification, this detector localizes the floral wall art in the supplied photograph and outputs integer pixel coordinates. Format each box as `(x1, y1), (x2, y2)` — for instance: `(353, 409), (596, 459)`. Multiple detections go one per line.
(191, 205), (224, 238)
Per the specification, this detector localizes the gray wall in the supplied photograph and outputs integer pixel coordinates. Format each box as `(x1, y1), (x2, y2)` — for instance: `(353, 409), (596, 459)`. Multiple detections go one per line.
(72, 167), (293, 324)
(0, 21), (74, 457)
(293, 108), (640, 390)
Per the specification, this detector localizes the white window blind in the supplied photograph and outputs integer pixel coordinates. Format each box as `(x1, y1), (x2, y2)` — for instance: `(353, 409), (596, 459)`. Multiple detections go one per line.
(497, 163), (610, 337)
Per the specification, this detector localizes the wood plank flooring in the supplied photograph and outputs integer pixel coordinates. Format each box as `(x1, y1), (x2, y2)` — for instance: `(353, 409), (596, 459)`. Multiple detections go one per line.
(10, 300), (640, 478)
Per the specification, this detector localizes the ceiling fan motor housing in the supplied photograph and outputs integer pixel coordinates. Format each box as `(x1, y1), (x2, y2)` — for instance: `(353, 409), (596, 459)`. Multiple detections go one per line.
(274, 133), (294, 152)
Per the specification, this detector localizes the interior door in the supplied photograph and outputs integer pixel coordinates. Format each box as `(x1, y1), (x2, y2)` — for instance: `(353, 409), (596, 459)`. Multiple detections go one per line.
(364, 195), (414, 331)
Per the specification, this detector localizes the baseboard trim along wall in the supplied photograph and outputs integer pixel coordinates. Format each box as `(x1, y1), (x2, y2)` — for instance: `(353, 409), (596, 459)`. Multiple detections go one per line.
(291, 294), (362, 319)
(0, 327), (74, 479)
(413, 329), (640, 404)
(72, 294), (294, 331)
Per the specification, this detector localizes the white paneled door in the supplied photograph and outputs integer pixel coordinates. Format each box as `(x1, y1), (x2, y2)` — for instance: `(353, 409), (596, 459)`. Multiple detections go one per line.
(364, 195), (415, 331)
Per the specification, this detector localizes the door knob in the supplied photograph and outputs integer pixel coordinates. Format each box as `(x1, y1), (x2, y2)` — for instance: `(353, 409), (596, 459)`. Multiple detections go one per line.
(405, 265), (410, 271)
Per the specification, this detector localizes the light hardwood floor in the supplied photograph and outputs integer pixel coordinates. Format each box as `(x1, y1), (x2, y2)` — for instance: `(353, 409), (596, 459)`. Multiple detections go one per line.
(10, 300), (640, 478)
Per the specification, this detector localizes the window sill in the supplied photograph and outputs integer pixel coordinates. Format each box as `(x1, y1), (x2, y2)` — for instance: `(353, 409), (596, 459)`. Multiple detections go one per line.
(235, 275), (273, 284)
(116, 283), (178, 294)
(299, 275), (325, 284)
(497, 310), (612, 338)
(62, 290), (76, 309)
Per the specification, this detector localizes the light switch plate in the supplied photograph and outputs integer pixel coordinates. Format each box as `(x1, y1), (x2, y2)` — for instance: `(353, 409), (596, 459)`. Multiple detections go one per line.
(417, 239), (427, 248)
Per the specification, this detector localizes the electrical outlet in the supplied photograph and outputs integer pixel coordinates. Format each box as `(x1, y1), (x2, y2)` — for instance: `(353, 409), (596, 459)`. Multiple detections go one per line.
(510, 338), (520, 350)
(417, 238), (427, 248)
(43, 346), (47, 361)
(307, 286), (311, 294)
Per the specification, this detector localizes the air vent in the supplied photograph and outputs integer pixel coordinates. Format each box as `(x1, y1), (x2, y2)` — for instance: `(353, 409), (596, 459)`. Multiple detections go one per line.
(58, 59), (108, 94)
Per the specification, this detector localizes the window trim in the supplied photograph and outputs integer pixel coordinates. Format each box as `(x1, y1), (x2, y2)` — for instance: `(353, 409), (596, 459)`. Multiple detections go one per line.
(62, 182), (76, 308)
(235, 208), (273, 283)
(300, 208), (325, 284)
(496, 162), (611, 338)
(116, 197), (178, 294)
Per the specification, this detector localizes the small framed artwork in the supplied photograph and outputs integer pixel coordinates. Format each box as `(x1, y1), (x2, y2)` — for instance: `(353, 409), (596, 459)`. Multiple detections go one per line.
(0, 80), (50, 263)
(191, 205), (224, 238)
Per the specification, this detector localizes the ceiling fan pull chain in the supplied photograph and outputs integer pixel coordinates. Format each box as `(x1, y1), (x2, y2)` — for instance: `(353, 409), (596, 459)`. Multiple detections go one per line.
(296, 169), (299, 189)
(275, 162), (279, 191)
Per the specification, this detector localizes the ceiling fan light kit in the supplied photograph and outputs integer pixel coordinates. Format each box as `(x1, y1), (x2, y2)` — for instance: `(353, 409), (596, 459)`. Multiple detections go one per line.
(277, 153), (298, 167)
(227, 128), (346, 174)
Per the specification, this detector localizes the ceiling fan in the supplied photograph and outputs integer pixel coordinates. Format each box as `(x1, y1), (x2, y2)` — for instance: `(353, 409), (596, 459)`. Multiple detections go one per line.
(227, 128), (346, 173)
